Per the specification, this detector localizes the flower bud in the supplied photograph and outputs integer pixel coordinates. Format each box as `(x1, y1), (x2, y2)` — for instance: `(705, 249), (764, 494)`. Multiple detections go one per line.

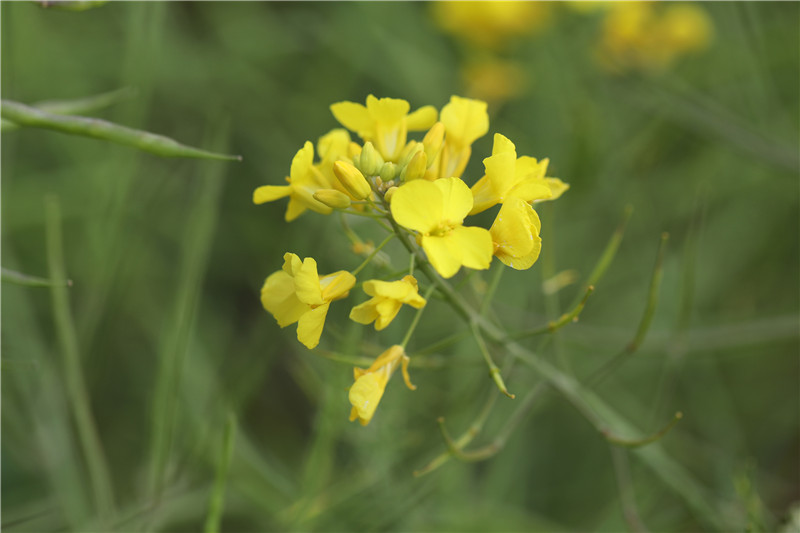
(379, 162), (397, 183)
(333, 160), (372, 200)
(384, 186), (398, 203)
(397, 141), (422, 168)
(358, 142), (385, 176)
(400, 151), (427, 182)
(313, 188), (351, 209)
(422, 122), (445, 164)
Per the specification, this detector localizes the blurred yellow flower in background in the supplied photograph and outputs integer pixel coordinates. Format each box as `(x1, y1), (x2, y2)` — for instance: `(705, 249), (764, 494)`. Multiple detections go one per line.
(349, 345), (416, 426)
(432, 1), (551, 51)
(597, 2), (713, 72)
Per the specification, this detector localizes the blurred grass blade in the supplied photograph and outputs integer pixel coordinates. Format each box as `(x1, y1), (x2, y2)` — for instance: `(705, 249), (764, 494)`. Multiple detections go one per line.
(37, 0), (109, 11)
(1, 266), (72, 288)
(45, 195), (116, 522)
(204, 414), (236, 533)
(148, 122), (231, 501)
(1, 88), (135, 132)
(1, 99), (242, 161)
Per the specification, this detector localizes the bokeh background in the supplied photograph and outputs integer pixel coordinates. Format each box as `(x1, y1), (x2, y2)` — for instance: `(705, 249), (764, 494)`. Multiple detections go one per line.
(2, 2), (798, 532)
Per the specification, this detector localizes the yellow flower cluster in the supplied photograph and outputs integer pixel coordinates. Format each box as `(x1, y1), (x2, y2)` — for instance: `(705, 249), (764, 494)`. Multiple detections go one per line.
(596, 2), (713, 72)
(254, 95), (568, 425)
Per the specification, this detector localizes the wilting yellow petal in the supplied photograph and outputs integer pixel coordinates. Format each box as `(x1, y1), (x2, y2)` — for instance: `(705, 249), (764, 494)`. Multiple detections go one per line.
(348, 371), (389, 425)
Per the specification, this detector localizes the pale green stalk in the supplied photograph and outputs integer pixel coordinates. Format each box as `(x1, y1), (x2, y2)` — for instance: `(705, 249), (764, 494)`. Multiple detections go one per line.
(1, 267), (72, 288)
(203, 414), (236, 533)
(1, 99), (242, 161)
(45, 195), (116, 522)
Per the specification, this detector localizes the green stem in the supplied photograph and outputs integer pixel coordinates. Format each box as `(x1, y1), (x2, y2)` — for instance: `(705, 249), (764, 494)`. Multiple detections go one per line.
(350, 233), (394, 276)
(480, 263), (504, 317)
(470, 322), (514, 398)
(45, 195), (116, 521)
(512, 285), (594, 339)
(604, 412), (683, 449)
(1, 99), (241, 161)
(203, 414), (236, 533)
(1, 266), (72, 288)
(401, 284), (437, 349)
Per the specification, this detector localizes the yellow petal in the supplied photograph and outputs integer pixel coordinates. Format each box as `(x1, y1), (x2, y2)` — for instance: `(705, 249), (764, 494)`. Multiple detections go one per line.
(366, 95), (410, 125)
(330, 101), (374, 138)
(282, 253), (302, 276)
(253, 185), (291, 205)
(421, 234), (463, 279)
(260, 270), (308, 327)
(348, 371), (389, 425)
(317, 128), (351, 163)
(483, 150), (517, 200)
(320, 271), (356, 301)
(296, 302), (329, 349)
(406, 105), (438, 131)
(507, 180), (553, 203)
(492, 132), (516, 156)
(435, 177), (474, 224)
(440, 95), (489, 147)
(391, 179), (444, 234)
(349, 299), (380, 325)
(540, 177), (569, 201)
(294, 257), (324, 306)
(470, 175), (498, 215)
(290, 142), (315, 181)
(491, 199), (542, 270)
(284, 197), (308, 222)
(374, 299), (403, 330)
(451, 226), (493, 271)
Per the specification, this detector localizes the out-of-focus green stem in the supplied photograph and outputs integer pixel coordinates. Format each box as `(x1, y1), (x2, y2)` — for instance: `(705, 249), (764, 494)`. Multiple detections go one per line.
(513, 285), (594, 340)
(604, 412), (683, 448)
(1, 99), (242, 161)
(203, 414), (236, 533)
(45, 195), (116, 521)
(1, 267), (72, 288)
(350, 233), (394, 276)
(1, 88), (135, 132)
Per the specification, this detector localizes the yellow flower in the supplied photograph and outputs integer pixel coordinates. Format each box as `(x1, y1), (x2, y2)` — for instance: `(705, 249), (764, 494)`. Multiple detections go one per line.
(391, 177), (493, 279)
(431, 1), (550, 51)
(490, 198), (542, 270)
(261, 253), (355, 349)
(470, 133), (558, 215)
(330, 95), (438, 162)
(253, 129), (352, 222)
(598, 2), (712, 72)
(349, 275), (427, 330)
(462, 59), (527, 105)
(427, 96), (489, 180)
(349, 345), (416, 426)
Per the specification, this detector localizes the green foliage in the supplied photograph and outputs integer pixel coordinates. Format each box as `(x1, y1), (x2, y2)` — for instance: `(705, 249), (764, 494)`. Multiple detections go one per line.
(2, 2), (798, 532)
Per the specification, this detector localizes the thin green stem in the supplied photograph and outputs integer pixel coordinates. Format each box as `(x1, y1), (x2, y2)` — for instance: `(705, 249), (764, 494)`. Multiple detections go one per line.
(480, 263), (504, 317)
(610, 446), (649, 533)
(45, 195), (116, 521)
(350, 233), (394, 276)
(2, 267), (72, 288)
(589, 233), (669, 385)
(203, 414), (236, 533)
(470, 322), (514, 399)
(513, 285), (594, 340)
(401, 284), (437, 349)
(1, 99), (241, 161)
(604, 412), (683, 449)
(408, 253), (415, 277)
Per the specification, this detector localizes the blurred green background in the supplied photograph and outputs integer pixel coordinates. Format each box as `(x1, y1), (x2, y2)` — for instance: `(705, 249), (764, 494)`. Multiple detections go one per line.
(2, 2), (798, 532)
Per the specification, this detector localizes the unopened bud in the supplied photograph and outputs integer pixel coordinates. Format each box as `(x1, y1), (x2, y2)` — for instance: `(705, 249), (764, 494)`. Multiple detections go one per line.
(384, 186), (398, 203)
(397, 141), (422, 168)
(422, 122), (445, 164)
(358, 142), (384, 176)
(313, 188), (351, 209)
(400, 151), (427, 182)
(333, 160), (371, 200)
(347, 142), (362, 160)
(379, 162), (397, 183)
